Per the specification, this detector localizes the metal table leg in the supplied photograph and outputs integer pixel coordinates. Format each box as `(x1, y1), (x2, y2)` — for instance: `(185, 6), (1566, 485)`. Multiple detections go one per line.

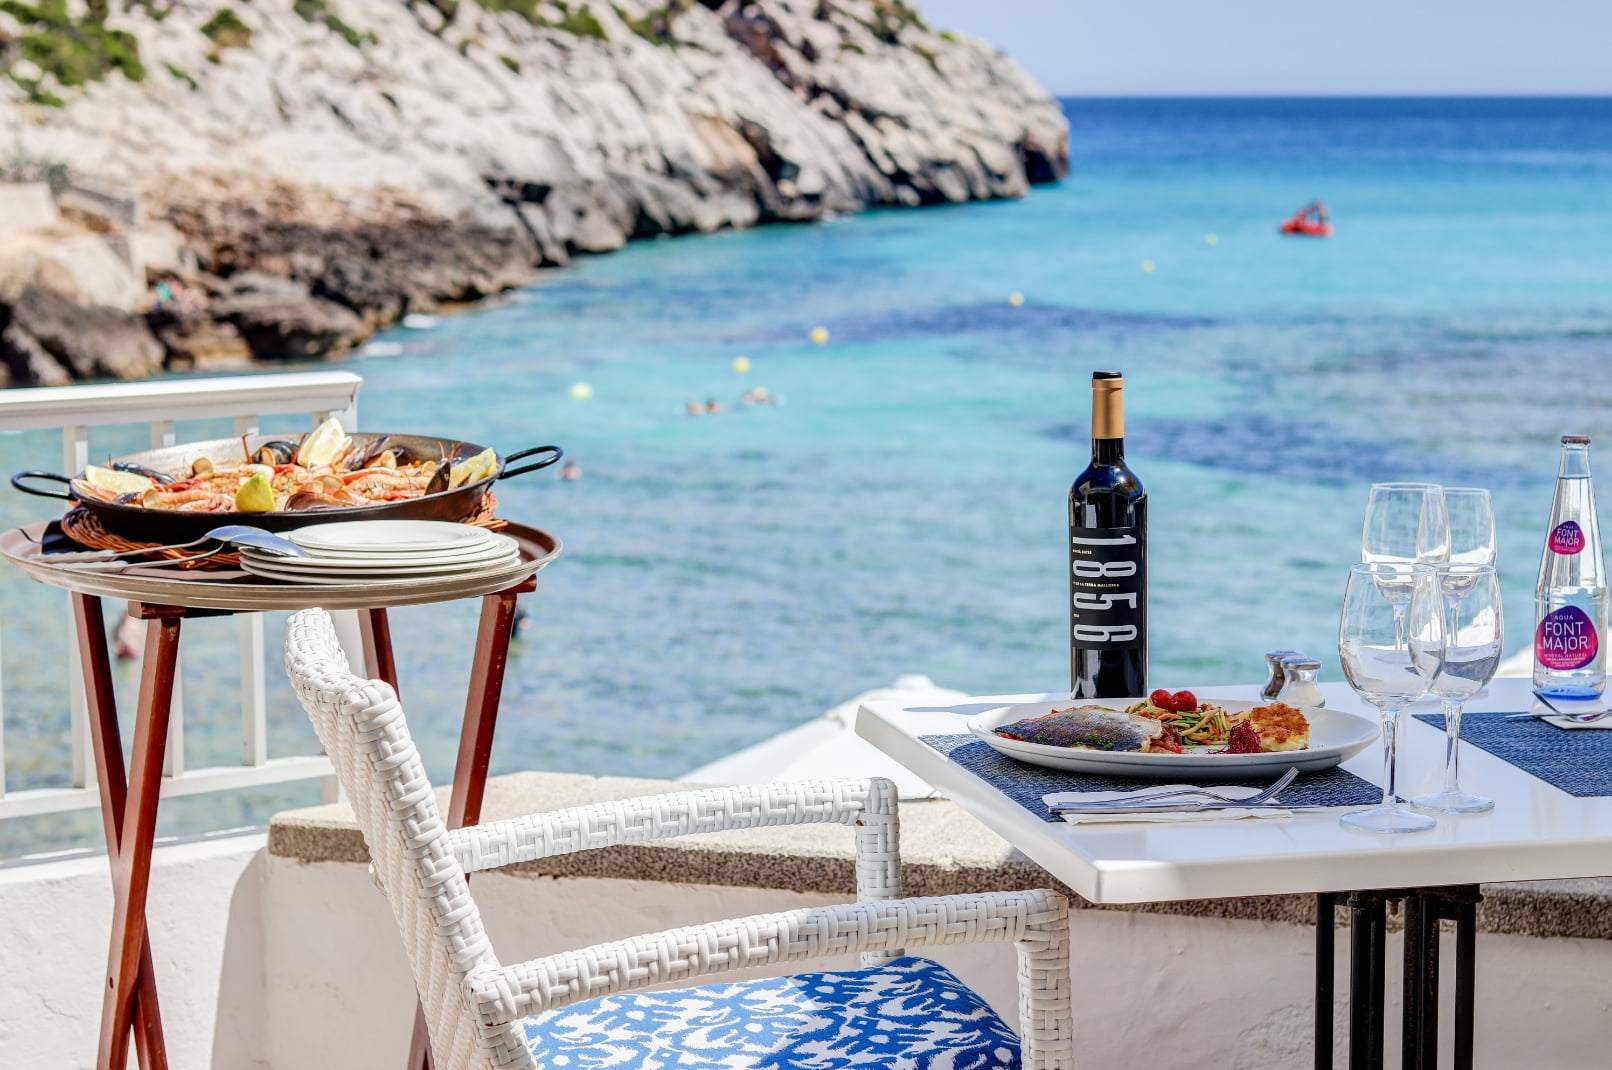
(74, 593), (179, 1070)
(1316, 892), (1336, 1070)
(1316, 886), (1482, 1070)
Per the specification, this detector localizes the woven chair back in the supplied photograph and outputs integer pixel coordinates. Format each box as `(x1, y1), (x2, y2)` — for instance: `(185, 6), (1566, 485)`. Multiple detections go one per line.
(285, 609), (534, 1070)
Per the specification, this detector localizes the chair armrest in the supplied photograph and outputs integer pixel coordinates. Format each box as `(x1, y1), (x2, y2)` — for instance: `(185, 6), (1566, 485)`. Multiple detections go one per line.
(445, 778), (896, 875)
(468, 889), (1072, 1069)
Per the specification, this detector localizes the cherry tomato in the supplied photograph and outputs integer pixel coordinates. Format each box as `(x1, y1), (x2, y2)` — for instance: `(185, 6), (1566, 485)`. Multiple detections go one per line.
(1171, 689), (1198, 712)
(1148, 689), (1174, 710)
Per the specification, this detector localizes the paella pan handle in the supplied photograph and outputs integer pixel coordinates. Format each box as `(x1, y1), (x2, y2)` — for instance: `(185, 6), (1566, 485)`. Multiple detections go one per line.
(10, 471), (75, 501)
(499, 446), (564, 480)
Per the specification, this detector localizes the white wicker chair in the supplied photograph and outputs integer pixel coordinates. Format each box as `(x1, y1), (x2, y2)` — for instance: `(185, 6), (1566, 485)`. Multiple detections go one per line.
(284, 608), (1074, 1070)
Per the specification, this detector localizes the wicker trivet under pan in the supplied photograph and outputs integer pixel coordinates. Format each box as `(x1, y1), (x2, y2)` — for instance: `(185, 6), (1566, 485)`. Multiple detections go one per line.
(60, 492), (508, 570)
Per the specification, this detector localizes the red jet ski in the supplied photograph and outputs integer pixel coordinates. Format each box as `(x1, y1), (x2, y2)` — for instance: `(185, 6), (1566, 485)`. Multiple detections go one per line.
(1281, 201), (1333, 237)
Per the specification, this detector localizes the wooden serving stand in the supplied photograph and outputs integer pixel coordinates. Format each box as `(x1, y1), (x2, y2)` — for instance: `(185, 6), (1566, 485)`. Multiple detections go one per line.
(0, 522), (561, 1070)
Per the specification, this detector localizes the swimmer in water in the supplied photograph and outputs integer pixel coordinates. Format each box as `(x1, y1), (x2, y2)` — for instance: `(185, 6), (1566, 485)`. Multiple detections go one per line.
(686, 400), (703, 416)
(560, 460), (581, 480)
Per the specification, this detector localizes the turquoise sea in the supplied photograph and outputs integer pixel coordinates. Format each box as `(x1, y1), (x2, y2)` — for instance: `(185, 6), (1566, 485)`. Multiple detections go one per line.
(4, 96), (1612, 855)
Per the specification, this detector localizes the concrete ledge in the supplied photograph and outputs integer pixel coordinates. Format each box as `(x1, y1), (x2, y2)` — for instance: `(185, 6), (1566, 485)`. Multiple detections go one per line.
(267, 771), (1612, 939)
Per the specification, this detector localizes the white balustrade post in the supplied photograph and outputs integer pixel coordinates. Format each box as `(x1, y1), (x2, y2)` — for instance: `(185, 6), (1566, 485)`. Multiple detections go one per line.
(240, 613), (267, 766)
(63, 425), (93, 790)
(151, 419), (187, 780)
(232, 413), (270, 770)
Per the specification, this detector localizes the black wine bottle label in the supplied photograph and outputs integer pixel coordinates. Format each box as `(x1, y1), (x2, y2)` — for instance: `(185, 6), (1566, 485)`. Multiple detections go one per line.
(1069, 526), (1145, 650)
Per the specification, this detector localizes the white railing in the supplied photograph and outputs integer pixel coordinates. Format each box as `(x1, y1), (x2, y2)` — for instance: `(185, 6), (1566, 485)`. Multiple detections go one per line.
(0, 371), (365, 821)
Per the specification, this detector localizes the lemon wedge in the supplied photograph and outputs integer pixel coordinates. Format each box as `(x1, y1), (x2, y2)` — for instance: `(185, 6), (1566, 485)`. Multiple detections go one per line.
(448, 447), (498, 489)
(83, 464), (155, 494)
(235, 471), (275, 512)
(296, 417), (351, 468)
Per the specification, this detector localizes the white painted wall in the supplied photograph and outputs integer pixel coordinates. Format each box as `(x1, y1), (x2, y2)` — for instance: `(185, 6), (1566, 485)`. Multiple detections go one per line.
(0, 834), (267, 1070)
(6, 840), (1612, 1069)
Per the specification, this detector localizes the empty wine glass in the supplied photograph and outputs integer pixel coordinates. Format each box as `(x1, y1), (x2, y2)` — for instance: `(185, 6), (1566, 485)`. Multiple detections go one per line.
(1362, 483), (1450, 566)
(1444, 488), (1497, 567)
(1338, 563), (1445, 833)
(1412, 565), (1502, 814)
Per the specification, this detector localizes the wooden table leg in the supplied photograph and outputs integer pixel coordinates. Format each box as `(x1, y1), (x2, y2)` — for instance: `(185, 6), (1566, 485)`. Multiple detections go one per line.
(361, 608), (400, 694)
(72, 593), (177, 1070)
(406, 579), (536, 1070)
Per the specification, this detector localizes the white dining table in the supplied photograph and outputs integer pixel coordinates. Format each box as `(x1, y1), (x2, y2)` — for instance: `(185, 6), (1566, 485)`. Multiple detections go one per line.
(855, 676), (1612, 1070)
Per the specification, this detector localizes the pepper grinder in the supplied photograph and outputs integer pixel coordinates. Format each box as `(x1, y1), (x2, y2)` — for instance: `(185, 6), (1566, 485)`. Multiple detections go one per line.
(1260, 650), (1302, 701)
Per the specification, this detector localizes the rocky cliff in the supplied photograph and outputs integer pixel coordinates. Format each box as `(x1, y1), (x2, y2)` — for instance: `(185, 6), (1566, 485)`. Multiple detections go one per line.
(0, 0), (1068, 384)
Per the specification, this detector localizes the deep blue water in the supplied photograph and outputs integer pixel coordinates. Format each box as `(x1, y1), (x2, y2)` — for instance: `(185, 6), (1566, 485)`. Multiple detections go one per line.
(3, 96), (1611, 855)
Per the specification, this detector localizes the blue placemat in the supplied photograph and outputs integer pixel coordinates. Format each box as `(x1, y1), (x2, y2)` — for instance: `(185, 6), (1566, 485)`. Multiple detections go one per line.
(1412, 711), (1612, 797)
(919, 734), (1384, 822)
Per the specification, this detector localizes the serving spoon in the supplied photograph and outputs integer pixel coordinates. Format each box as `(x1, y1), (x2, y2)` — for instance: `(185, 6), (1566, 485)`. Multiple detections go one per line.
(44, 525), (309, 570)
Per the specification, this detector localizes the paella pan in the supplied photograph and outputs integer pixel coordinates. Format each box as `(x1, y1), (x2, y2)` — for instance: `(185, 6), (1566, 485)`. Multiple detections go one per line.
(11, 418), (562, 542)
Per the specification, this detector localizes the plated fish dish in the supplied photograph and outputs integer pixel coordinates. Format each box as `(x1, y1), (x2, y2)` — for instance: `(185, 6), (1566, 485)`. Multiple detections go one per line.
(994, 690), (1310, 756)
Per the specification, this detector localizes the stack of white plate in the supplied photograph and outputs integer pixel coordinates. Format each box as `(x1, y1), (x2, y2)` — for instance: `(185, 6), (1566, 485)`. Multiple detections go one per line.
(239, 520), (522, 585)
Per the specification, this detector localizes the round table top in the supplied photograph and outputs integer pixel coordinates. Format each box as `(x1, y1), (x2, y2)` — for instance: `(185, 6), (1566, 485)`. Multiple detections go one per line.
(0, 521), (561, 611)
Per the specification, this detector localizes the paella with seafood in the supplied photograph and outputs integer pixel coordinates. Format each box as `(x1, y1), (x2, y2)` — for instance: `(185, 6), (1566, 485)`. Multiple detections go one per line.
(68, 418), (501, 515)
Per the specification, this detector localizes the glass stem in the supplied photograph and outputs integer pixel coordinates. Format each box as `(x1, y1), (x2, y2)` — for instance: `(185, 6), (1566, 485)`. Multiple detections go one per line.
(1443, 698), (1464, 794)
(1379, 706), (1401, 809)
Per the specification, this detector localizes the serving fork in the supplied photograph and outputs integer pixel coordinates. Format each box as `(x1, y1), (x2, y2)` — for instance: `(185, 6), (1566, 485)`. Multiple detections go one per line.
(1049, 766), (1300, 815)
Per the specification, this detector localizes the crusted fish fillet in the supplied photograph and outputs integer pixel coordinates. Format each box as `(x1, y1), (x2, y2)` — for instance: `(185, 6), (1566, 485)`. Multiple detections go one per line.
(994, 705), (1163, 752)
(1247, 702), (1310, 752)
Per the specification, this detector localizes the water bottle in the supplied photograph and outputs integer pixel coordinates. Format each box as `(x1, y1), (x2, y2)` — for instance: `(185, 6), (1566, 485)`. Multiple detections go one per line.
(1534, 434), (1609, 700)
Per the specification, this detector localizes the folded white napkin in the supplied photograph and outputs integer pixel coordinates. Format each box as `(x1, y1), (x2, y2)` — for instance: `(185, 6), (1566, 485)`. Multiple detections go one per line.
(1526, 697), (1612, 730)
(1042, 783), (1293, 825)
(1540, 714), (1612, 730)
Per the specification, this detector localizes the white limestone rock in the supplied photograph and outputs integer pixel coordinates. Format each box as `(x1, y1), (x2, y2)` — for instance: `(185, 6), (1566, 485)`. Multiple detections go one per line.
(0, 0), (1068, 376)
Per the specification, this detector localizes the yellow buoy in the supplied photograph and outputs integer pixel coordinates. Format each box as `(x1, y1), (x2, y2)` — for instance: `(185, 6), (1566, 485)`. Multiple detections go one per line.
(1205, 233), (1220, 246)
(809, 326), (829, 345)
(1008, 292), (1025, 307)
(1141, 260), (1156, 274)
(569, 382), (593, 400)
(732, 356), (751, 374)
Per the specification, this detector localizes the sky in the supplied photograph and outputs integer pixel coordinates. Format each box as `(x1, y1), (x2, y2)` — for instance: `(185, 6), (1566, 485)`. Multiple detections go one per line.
(915, 0), (1612, 97)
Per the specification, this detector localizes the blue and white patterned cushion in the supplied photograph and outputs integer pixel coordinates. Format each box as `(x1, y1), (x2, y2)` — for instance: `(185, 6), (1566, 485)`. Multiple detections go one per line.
(520, 955), (1020, 1069)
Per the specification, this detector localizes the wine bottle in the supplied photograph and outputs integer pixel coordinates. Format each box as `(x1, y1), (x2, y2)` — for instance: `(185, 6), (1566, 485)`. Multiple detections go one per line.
(1069, 371), (1148, 697)
(1534, 434), (1608, 700)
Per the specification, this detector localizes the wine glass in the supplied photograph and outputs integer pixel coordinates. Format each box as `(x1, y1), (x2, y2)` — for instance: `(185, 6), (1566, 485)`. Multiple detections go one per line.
(1412, 565), (1502, 814)
(1361, 483), (1450, 565)
(1444, 488), (1497, 566)
(1338, 563), (1445, 833)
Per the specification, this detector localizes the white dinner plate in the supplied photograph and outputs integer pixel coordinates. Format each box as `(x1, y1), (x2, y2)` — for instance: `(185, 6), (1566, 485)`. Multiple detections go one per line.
(239, 549), (521, 582)
(239, 533), (518, 570)
(287, 521), (496, 555)
(966, 698), (1378, 779)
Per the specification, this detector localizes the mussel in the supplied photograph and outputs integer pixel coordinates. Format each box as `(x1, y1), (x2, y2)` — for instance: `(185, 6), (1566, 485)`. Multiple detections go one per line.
(425, 457), (453, 495)
(255, 440), (299, 466)
(111, 461), (174, 485)
(343, 435), (395, 472)
(114, 491), (144, 505)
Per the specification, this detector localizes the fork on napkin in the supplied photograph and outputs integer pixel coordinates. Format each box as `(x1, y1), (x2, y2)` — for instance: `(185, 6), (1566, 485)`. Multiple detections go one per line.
(1043, 783), (1295, 824)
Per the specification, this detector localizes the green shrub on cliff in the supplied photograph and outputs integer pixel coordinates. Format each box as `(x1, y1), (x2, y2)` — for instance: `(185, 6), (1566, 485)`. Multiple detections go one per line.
(200, 7), (253, 50)
(616, 2), (687, 47)
(473, 0), (606, 40)
(0, 0), (145, 106)
(292, 0), (377, 47)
